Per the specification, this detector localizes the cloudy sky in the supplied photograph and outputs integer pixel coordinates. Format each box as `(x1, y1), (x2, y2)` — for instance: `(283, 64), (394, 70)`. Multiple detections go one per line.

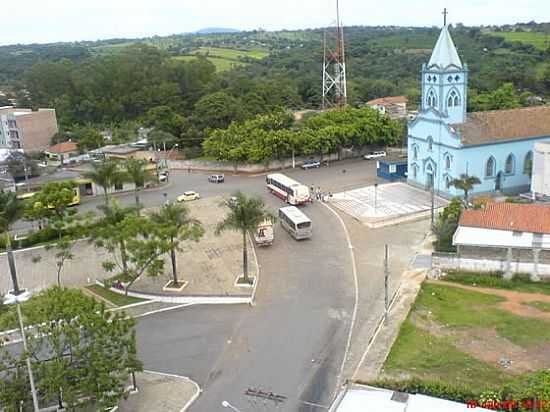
(3, 0), (549, 46)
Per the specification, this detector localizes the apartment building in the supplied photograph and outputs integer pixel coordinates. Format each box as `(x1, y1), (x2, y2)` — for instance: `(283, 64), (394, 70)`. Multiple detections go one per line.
(0, 106), (58, 152)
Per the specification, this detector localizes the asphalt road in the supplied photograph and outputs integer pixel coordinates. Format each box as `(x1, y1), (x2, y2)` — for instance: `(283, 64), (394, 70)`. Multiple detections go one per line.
(136, 160), (379, 411)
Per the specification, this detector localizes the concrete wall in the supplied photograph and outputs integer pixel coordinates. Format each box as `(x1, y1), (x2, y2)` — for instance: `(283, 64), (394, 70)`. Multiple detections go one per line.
(16, 109), (58, 152)
(434, 254), (550, 278)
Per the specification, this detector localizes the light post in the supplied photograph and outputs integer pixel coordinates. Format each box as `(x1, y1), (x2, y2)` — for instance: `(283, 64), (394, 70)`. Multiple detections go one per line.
(222, 400), (243, 412)
(374, 183), (379, 213)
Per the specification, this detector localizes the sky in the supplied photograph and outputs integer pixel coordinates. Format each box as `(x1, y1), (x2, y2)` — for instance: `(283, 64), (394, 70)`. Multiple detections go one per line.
(2, 0), (550, 46)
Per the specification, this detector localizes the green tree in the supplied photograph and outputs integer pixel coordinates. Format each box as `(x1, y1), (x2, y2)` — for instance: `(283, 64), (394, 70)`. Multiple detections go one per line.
(450, 174), (481, 207)
(145, 105), (186, 136)
(151, 203), (204, 286)
(84, 160), (126, 207)
(14, 287), (142, 410)
(92, 203), (165, 294)
(74, 126), (104, 151)
(434, 198), (463, 252)
(0, 192), (24, 294)
(125, 159), (154, 210)
(215, 192), (275, 284)
(194, 91), (243, 130)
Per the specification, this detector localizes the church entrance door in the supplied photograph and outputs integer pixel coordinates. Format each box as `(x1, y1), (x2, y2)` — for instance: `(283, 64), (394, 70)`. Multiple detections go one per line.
(495, 172), (502, 192)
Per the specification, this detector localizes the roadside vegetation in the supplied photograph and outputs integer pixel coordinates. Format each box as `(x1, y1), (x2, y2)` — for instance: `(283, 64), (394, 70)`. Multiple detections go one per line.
(85, 284), (147, 307)
(443, 270), (550, 295)
(375, 281), (550, 406)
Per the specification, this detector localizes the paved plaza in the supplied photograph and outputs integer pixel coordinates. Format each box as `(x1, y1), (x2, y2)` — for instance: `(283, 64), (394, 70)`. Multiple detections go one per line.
(330, 182), (448, 226)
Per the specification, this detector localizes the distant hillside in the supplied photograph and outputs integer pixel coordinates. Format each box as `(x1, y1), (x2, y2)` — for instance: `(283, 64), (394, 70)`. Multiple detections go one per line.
(196, 28), (240, 34)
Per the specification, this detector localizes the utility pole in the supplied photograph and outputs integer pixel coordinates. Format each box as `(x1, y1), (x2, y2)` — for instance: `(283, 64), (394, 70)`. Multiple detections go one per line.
(374, 183), (379, 212)
(6, 251), (40, 411)
(322, 0), (347, 109)
(384, 244), (389, 325)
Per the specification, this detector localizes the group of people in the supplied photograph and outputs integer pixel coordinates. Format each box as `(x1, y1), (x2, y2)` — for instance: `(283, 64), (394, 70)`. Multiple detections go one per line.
(310, 186), (332, 203)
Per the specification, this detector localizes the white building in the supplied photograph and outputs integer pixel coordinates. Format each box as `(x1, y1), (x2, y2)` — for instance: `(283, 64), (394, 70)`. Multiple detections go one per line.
(532, 141), (550, 198)
(329, 384), (491, 411)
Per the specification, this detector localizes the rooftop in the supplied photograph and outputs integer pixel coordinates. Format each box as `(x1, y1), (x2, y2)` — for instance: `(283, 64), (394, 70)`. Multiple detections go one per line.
(459, 202), (550, 234)
(427, 25), (463, 70)
(47, 141), (79, 154)
(452, 106), (550, 146)
(367, 96), (408, 106)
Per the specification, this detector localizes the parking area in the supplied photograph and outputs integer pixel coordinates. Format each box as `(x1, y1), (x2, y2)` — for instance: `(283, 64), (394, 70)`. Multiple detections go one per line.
(330, 182), (448, 226)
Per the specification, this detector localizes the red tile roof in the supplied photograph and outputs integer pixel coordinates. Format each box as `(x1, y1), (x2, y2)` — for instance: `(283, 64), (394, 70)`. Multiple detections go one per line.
(451, 105), (550, 146)
(47, 141), (78, 154)
(367, 96), (408, 106)
(459, 202), (550, 234)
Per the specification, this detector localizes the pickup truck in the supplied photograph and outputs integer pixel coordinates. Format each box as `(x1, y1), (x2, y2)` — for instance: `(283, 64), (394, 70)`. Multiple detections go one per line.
(301, 160), (321, 170)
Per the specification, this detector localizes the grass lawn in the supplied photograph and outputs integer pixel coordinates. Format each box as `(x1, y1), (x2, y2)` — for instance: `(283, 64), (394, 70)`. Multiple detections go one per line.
(173, 55), (247, 71)
(384, 319), (510, 389)
(522, 301), (550, 313)
(444, 270), (550, 296)
(86, 285), (147, 307)
(382, 282), (550, 391)
(488, 31), (550, 50)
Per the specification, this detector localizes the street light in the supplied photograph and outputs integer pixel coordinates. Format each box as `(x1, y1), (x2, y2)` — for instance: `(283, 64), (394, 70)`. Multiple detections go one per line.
(222, 400), (243, 411)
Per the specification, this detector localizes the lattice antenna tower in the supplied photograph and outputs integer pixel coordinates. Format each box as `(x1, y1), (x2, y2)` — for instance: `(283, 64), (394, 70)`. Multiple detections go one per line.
(322, 0), (348, 109)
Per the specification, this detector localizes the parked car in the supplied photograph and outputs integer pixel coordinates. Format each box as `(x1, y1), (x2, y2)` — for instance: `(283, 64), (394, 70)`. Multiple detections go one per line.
(364, 151), (387, 160)
(208, 174), (225, 183)
(301, 159), (321, 170)
(177, 191), (200, 202)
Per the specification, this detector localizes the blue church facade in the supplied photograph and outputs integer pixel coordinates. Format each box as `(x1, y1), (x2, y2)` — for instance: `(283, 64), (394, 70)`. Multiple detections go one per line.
(407, 25), (550, 197)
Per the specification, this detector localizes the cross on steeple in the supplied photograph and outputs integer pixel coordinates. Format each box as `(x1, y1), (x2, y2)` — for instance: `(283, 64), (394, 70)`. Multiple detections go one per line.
(442, 8), (448, 26)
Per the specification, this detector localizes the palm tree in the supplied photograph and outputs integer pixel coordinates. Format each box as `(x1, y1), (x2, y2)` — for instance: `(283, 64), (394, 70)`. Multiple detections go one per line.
(0, 192), (23, 294)
(450, 174), (481, 207)
(83, 160), (126, 207)
(125, 159), (154, 211)
(151, 203), (203, 286)
(216, 192), (275, 285)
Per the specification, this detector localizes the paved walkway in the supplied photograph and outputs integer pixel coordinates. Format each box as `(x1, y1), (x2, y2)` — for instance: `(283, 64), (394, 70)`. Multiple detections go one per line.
(132, 196), (256, 297)
(331, 182), (447, 226)
(118, 371), (200, 412)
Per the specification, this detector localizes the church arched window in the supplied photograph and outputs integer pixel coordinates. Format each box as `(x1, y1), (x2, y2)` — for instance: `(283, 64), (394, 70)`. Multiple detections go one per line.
(445, 155), (451, 170)
(447, 90), (460, 108)
(413, 145), (418, 160)
(524, 151), (533, 175)
(427, 136), (433, 151)
(412, 164), (418, 179)
(427, 89), (437, 108)
(505, 154), (515, 175)
(486, 156), (496, 178)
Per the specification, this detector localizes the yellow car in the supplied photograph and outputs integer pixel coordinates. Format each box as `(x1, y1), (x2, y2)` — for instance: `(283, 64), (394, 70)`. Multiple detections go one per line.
(177, 191), (201, 202)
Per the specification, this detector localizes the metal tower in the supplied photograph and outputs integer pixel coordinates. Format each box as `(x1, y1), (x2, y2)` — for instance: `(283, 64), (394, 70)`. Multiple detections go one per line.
(322, 0), (347, 109)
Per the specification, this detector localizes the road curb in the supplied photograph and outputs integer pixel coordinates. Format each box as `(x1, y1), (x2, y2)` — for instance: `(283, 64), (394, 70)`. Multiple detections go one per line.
(141, 370), (202, 412)
(321, 203), (359, 395)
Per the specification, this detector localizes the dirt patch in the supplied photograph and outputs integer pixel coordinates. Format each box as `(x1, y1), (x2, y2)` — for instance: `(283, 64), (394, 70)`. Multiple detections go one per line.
(431, 280), (550, 320)
(412, 309), (550, 374)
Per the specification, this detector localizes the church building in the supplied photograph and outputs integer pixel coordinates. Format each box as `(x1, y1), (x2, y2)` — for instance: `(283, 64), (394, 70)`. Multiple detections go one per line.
(407, 23), (550, 197)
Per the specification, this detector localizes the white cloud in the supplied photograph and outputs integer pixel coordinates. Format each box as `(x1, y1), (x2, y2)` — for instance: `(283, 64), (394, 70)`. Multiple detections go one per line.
(2, 0), (549, 45)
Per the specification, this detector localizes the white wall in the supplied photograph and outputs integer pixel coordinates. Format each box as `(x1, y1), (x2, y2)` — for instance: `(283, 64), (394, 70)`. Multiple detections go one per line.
(454, 226), (550, 249)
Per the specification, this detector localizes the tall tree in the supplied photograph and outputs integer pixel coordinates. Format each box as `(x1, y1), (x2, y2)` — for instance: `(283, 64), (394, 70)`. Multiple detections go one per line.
(215, 192), (275, 284)
(92, 203), (165, 294)
(125, 159), (154, 210)
(83, 160), (126, 207)
(151, 203), (204, 286)
(0, 192), (24, 294)
(450, 174), (481, 207)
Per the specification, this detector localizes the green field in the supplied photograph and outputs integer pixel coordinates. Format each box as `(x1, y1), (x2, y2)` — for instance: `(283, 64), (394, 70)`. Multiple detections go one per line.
(382, 282), (550, 391)
(174, 47), (269, 71)
(489, 31), (550, 50)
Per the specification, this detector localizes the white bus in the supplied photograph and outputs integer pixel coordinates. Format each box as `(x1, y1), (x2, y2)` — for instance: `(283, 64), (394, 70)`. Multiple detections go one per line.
(266, 173), (310, 205)
(278, 206), (312, 240)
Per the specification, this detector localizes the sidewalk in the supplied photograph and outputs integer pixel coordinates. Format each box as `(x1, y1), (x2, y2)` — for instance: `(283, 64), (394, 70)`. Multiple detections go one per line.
(118, 371), (200, 412)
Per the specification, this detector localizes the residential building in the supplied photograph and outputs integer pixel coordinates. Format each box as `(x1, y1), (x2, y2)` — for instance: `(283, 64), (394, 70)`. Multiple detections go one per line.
(330, 384), (491, 411)
(453, 202), (550, 278)
(0, 106), (58, 152)
(45, 141), (79, 163)
(406, 23), (550, 197)
(366, 96), (408, 119)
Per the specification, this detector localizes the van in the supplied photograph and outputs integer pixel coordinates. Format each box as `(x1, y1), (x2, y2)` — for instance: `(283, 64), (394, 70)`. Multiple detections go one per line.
(208, 174), (225, 183)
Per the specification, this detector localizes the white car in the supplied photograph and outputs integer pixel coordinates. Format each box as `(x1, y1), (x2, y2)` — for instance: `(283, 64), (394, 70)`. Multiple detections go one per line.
(364, 151), (387, 160)
(177, 191), (200, 202)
